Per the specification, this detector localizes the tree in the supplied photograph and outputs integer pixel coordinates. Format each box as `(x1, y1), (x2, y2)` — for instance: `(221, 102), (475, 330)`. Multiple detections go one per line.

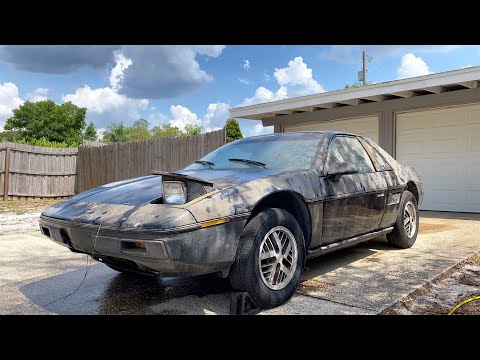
(129, 119), (152, 141)
(151, 124), (184, 138)
(184, 124), (203, 136)
(83, 122), (98, 142)
(103, 122), (130, 143)
(0, 130), (22, 142)
(4, 100), (86, 146)
(345, 81), (372, 89)
(225, 118), (243, 142)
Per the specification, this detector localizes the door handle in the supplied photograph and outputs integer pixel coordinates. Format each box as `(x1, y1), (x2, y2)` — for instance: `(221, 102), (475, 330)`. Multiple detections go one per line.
(377, 193), (385, 197)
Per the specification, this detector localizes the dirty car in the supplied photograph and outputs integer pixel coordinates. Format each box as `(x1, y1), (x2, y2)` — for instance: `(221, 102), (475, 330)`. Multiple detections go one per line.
(40, 131), (423, 308)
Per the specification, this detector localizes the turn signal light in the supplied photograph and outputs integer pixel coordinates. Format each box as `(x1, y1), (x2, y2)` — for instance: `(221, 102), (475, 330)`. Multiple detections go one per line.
(200, 217), (230, 228)
(134, 242), (146, 249)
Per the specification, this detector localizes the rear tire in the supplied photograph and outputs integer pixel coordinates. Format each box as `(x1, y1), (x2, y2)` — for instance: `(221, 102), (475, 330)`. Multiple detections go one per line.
(229, 208), (306, 309)
(387, 190), (419, 249)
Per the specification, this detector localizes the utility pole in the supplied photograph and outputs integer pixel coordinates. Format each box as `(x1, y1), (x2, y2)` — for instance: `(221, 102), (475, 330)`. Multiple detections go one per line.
(362, 50), (367, 85)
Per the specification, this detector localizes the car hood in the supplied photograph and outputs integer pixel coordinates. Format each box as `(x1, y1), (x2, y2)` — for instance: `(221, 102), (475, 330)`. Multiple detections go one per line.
(176, 168), (290, 188)
(41, 168), (290, 228)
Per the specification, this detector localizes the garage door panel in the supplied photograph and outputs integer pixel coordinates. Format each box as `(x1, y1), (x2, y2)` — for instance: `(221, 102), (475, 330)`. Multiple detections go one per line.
(396, 103), (480, 212)
(429, 189), (458, 206)
(467, 191), (480, 207)
(467, 162), (480, 178)
(468, 133), (480, 152)
(466, 105), (480, 124)
(431, 137), (458, 153)
(285, 116), (379, 144)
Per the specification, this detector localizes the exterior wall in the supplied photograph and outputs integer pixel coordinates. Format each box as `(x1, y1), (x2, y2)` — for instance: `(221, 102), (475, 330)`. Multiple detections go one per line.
(264, 87), (480, 157)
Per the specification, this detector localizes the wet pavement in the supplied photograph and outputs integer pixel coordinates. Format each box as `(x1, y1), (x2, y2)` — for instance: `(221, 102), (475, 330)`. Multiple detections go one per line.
(0, 211), (479, 315)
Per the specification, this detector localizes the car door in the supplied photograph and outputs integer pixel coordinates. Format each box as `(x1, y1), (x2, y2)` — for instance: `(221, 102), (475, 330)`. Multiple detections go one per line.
(321, 135), (388, 244)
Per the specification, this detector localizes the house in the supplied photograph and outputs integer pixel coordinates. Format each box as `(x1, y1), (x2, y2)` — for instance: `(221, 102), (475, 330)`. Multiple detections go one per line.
(230, 66), (480, 213)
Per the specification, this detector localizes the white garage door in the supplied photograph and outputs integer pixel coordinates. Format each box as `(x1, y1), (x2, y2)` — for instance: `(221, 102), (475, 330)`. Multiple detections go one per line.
(396, 103), (480, 212)
(284, 115), (379, 144)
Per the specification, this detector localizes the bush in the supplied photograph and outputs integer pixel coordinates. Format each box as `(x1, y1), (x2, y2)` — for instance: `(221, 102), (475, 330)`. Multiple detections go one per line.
(14, 138), (72, 148)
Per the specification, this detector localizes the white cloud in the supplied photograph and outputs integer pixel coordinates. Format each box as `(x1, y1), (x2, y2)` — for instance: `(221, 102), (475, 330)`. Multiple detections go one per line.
(0, 45), (226, 99)
(62, 55), (149, 128)
(27, 87), (50, 102)
(397, 53), (430, 79)
(109, 51), (132, 90)
(149, 102), (273, 139)
(236, 119), (273, 138)
(203, 102), (230, 131)
(62, 86), (148, 115)
(264, 73), (271, 82)
(240, 86), (288, 106)
(273, 56), (324, 97)
(251, 123), (273, 136)
(240, 57), (324, 107)
(119, 45), (226, 99)
(168, 105), (203, 130)
(0, 82), (24, 126)
(243, 59), (251, 70)
(156, 102), (230, 133)
(238, 78), (252, 85)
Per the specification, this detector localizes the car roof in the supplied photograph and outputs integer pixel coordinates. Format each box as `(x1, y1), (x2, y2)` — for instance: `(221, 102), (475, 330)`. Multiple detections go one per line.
(246, 130), (360, 140)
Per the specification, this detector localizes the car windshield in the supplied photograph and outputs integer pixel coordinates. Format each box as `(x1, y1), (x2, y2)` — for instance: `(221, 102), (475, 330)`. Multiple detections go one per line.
(183, 132), (324, 171)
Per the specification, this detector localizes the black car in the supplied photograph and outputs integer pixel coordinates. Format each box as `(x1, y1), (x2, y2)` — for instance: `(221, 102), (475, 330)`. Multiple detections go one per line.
(40, 131), (423, 308)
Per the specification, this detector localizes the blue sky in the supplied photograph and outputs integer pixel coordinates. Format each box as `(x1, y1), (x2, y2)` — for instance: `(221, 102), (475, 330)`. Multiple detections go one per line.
(0, 45), (479, 138)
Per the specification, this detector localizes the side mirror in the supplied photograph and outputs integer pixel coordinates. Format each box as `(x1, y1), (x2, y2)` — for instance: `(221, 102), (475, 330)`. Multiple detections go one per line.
(327, 162), (358, 181)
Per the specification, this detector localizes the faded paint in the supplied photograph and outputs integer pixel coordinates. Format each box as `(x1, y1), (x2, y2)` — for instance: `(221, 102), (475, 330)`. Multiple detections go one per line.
(40, 131), (422, 278)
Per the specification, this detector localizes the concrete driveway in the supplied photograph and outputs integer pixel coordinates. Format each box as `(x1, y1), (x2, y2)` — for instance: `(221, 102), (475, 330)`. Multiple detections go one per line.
(0, 211), (478, 315)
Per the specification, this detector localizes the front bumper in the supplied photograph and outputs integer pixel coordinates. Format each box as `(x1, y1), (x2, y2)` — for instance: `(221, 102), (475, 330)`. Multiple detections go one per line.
(39, 215), (248, 277)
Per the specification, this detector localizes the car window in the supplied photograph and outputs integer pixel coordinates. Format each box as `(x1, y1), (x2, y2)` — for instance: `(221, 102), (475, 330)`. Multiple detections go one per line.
(359, 137), (394, 171)
(325, 136), (375, 174)
(183, 133), (324, 171)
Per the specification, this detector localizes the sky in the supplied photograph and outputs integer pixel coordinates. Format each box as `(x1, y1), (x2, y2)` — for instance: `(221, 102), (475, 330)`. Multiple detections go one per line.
(0, 45), (479, 138)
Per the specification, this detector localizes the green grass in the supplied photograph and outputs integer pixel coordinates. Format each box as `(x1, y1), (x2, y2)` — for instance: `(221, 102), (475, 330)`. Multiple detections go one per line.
(0, 199), (60, 215)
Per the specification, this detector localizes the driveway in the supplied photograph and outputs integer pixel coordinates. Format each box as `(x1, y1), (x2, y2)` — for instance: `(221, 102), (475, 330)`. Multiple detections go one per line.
(0, 211), (478, 315)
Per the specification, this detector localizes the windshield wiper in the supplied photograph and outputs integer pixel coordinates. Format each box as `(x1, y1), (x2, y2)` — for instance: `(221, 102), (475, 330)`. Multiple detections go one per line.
(194, 160), (214, 169)
(228, 158), (266, 168)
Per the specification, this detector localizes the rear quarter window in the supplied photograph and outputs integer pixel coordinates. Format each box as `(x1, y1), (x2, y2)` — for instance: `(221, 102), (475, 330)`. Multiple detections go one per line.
(358, 137), (394, 171)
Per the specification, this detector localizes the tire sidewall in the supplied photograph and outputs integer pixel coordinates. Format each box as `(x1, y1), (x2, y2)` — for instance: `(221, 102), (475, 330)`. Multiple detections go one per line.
(397, 191), (419, 247)
(244, 208), (305, 308)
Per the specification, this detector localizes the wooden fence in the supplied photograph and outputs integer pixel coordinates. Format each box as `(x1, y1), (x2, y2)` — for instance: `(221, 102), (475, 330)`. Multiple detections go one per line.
(0, 142), (78, 201)
(75, 128), (226, 193)
(0, 129), (226, 200)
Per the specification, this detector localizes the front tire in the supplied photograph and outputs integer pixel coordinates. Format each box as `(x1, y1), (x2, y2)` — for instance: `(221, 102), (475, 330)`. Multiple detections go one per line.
(229, 208), (306, 309)
(387, 190), (419, 249)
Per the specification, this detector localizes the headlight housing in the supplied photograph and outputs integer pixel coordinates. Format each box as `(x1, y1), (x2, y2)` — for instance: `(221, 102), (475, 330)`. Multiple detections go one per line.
(163, 181), (187, 205)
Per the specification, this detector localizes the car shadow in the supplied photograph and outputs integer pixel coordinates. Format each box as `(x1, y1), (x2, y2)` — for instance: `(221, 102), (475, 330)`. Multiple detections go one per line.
(19, 264), (230, 315)
(19, 235), (397, 315)
(302, 235), (391, 281)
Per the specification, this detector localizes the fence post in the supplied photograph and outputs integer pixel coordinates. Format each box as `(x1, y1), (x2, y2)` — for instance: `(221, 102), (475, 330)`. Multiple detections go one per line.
(4, 146), (10, 201)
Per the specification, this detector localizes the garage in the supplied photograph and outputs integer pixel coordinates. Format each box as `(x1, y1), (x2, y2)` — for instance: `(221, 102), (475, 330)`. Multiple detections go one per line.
(396, 104), (480, 212)
(285, 115), (379, 144)
(231, 66), (480, 213)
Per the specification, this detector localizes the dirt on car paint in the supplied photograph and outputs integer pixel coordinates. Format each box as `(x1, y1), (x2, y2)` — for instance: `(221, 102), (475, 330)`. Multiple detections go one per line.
(382, 253), (480, 315)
